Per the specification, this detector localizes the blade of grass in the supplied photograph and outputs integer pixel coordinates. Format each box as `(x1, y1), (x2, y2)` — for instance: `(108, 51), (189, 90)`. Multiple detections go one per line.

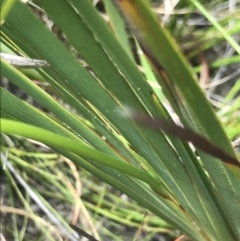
(190, 0), (240, 55)
(0, 118), (176, 199)
(0, 0), (16, 24)
(103, 0), (133, 59)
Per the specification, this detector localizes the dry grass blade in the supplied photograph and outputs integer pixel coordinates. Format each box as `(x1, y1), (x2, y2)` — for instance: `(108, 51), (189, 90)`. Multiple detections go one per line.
(128, 111), (240, 168)
(69, 223), (100, 241)
(0, 53), (49, 68)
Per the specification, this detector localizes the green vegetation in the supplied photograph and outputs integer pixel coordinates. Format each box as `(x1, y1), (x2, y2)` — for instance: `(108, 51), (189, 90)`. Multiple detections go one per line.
(1, 0), (240, 240)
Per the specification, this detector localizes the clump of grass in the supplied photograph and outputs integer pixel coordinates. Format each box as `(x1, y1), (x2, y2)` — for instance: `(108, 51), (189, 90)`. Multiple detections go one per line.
(1, 0), (240, 240)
